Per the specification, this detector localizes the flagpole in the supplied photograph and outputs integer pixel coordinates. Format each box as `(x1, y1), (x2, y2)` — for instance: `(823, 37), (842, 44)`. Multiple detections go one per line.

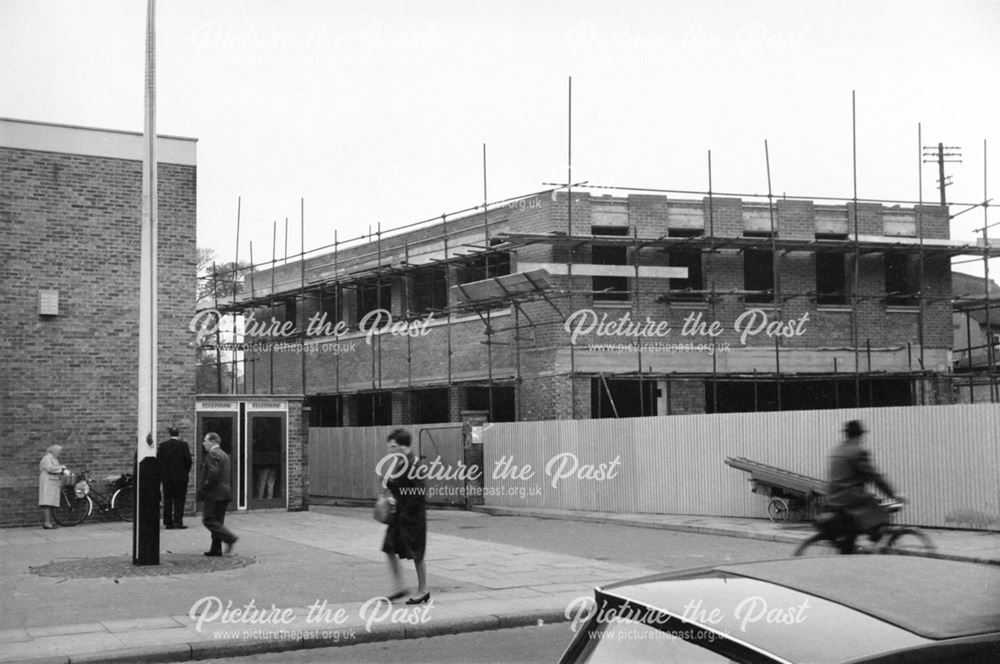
(134, 0), (160, 566)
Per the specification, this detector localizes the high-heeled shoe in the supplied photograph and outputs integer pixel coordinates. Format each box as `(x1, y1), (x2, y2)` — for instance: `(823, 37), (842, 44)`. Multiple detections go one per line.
(387, 589), (409, 601)
(405, 592), (430, 605)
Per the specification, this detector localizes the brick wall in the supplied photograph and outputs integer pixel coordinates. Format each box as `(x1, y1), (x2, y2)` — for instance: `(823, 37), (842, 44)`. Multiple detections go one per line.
(666, 379), (706, 414)
(286, 398), (307, 510)
(1, 146), (196, 527)
(777, 199), (814, 240)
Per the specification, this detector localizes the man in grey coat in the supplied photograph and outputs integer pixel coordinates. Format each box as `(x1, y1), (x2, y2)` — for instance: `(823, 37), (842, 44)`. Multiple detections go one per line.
(826, 420), (902, 553)
(198, 432), (238, 556)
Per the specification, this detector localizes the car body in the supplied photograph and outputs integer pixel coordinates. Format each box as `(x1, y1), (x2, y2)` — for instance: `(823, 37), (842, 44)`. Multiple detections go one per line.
(558, 555), (1000, 663)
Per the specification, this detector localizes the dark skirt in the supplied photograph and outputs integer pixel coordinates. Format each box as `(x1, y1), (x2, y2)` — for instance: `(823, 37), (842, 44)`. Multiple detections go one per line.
(381, 472), (427, 561)
(381, 506), (426, 561)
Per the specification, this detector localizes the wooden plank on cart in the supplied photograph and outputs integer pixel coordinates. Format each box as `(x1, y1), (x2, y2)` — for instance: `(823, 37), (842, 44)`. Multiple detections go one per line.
(725, 457), (826, 496)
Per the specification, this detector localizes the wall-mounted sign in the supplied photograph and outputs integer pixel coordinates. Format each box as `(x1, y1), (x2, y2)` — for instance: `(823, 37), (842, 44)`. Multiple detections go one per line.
(195, 401), (239, 411)
(246, 401), (288, 412)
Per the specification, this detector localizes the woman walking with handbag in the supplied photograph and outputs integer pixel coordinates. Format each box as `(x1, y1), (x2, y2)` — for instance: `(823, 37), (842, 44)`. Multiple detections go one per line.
(380, 429), (429, 604)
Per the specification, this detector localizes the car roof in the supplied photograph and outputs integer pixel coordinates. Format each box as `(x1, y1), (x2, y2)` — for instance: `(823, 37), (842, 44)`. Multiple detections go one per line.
(603, 556), (1000, 641)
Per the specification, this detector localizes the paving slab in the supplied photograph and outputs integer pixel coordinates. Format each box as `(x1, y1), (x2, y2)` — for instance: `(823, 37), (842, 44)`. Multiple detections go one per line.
(1, 505), (996, 664)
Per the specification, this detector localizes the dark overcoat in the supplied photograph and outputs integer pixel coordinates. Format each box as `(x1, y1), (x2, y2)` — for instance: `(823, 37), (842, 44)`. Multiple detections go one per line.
(381, 456), (427, 562)
(199, 445), (232, 502)
(157, 438), (192, 483)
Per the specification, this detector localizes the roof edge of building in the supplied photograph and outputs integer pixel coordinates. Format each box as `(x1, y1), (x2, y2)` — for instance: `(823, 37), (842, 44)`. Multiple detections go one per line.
(0, 117), (197, 166)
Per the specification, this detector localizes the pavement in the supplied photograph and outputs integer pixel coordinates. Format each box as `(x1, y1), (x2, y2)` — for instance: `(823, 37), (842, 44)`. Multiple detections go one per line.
(1, 505), (997, 664)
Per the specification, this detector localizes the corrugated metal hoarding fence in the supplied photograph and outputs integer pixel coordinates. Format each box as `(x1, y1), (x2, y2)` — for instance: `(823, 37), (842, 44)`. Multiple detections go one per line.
(481, 404), (1000, 530)
(309, 423), (465, 503)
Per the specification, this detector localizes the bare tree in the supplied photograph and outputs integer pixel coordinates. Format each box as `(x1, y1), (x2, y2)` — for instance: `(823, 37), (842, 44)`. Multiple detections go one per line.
(197, 249), (249, 305)
(196, 248), (250, 393)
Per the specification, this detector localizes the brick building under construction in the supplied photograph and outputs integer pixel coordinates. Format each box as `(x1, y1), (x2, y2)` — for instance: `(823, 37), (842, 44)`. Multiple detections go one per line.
(203, 186), (987, 425)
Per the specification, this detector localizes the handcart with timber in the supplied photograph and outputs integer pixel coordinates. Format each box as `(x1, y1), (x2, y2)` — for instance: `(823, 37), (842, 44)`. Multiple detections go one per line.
(724, 457), (826, 522)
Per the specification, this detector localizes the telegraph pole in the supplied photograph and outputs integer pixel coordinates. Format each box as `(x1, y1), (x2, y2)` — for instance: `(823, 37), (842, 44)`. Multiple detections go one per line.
(922, 142), (962, 206)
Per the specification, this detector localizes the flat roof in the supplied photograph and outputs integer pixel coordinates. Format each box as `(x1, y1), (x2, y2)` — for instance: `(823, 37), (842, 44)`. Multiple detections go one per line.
(0, 117), (197, 166)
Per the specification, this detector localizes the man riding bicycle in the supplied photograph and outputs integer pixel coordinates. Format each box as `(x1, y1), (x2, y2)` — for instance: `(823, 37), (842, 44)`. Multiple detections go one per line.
(823, 420), (904, 553)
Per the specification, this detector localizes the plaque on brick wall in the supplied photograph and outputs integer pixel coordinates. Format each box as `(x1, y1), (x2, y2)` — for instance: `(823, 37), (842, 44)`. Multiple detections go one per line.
(38, 289), (59, 316)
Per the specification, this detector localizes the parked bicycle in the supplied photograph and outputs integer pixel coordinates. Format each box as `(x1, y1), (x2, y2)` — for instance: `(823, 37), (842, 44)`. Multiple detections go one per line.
(53, 471), (134, 526)
(793, 500), (936, 556)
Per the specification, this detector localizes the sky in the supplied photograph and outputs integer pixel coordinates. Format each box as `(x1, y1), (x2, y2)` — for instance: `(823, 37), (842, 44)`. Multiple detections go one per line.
(2, 0), (999, 276)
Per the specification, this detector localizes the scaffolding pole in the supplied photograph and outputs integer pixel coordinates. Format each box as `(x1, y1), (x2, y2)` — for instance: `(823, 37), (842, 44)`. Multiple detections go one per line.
(851, 91), (862, 405)
(633, 225), (644, 416)
(443, 214), (454, 393)
(917, 123), (926, 404)
(372, 221), (378, 392)
(567, 75), (577, 419)
(983, 140), (996, 401)
(248, 240), (256, 393)
(483, 143), (494, 419)
(211, 262), (222, 392)
(232, 197), (241, 394)
(708, 150), (719, 410)
(269, 221), (277, 394)
(764, 140), (782, 409)
(300, 199), (307, 397)
(333, 231), (341, 413)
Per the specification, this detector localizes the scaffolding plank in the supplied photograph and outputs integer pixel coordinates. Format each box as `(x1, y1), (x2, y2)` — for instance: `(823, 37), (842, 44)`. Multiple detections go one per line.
(517, 262), (687, 279)
(450, 269), (552, 304)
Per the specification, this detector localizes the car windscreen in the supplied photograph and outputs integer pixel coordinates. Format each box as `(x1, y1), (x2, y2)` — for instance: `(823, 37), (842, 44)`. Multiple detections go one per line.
(573, 618), (745, 664)
(595, 574), (929, 663)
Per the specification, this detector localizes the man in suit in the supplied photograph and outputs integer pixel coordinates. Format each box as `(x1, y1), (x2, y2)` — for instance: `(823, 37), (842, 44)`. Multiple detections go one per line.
(157, 427), (192, 529)
(199, 432), (238, 556)
(826, 420), (902, 553)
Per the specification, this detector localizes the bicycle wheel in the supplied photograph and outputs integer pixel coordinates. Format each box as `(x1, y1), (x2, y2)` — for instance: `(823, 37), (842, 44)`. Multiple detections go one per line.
(111, 487), (134, 522)
(883, 527), (936, 555)
(793, 533), (841, 556)
(53, 490), (92, 526)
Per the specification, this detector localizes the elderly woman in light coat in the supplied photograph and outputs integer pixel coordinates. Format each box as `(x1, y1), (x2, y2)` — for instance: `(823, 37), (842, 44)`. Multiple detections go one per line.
(39, 445), (67, 528)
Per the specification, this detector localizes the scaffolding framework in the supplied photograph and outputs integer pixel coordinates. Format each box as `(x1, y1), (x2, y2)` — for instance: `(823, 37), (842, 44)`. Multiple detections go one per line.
(195, 178), (998, 419)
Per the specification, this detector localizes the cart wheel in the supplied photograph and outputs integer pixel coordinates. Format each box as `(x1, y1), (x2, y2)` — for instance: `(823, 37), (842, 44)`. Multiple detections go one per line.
(767, 497), (790, 522)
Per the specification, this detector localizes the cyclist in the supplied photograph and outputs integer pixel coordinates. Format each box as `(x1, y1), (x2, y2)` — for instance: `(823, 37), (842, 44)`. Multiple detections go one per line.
(824, 420), (904, 553)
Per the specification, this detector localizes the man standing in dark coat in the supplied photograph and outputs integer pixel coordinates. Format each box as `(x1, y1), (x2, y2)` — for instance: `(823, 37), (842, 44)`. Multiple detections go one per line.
(199, 432), (238, 556)
(157, 427), (192, 529)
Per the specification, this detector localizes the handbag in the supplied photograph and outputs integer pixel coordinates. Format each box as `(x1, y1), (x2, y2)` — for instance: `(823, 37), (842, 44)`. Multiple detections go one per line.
(374, 493), (396, 524)
(373, 475), (396, 524)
